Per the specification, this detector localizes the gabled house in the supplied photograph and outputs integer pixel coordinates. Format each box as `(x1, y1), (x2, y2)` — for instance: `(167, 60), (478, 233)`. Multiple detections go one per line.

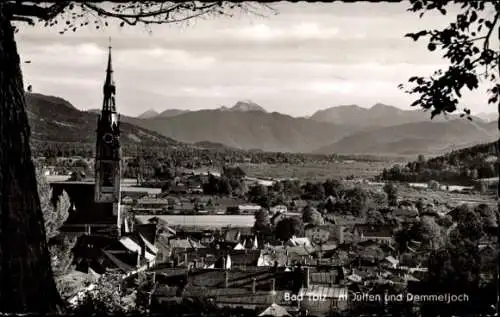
(225, 228), (242, 243)
(330, 215), (367, 226)
(285, 236), (312, 248)
(304, 224), (344, 245)
(97, 231), (158, 278)
(354, 225), (394, 244)
(383, 255), (399, 269)
(270, 205), (288, 214)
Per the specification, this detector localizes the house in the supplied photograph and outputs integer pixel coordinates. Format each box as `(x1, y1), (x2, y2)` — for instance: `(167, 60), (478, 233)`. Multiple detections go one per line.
(121, 196), (134, 205)
(354, 225), (394, 244)
(258, 303), (290, 317)
(237, 204), (262, 215)
(225, 228), (242, 243)
(133, 198), (169, 214)
(89, 231), (158, 278)
(285, 236), (312, 248)
(330, 215), (367, 226)
(270, 205), (288, 214)
(169, 238), (206, 251)
(383, 256), (399, 269)
(304, 225), (344, 245)
(296, 267), (349, 314)
(290, 199), (308, 211)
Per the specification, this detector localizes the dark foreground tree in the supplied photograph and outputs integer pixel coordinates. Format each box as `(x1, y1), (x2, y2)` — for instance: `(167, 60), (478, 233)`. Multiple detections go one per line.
(0, 1), (274, 313)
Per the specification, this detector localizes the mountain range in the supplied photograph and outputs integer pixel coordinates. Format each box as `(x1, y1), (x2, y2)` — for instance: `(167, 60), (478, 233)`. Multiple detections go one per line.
(308, 103), (462, 128)
(27, 94), (497, 156)
(26, 93), (180, 147)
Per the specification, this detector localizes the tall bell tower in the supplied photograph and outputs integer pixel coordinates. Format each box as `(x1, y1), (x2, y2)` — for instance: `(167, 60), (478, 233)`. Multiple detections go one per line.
(95, 38), (122, 235)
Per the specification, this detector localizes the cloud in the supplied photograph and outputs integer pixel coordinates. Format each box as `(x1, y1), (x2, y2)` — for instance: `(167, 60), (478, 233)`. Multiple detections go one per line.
(23, 43), (104, 67)
(116, 48), (216, 71)
(220, 22), (344, 41)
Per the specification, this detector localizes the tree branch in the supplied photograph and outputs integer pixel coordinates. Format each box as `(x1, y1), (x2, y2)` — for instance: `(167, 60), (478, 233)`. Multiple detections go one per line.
(82, 2), (220, 25)
(483, 11), (499, 51)
(8, 1), (70, 20)
(11, 15), (34, 25)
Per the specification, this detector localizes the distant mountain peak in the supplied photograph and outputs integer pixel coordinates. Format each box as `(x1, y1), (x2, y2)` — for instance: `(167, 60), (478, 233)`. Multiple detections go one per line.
(370, 103), (399, 111)
(137, 109), (159, 119)
(157, 109), (190, 118)
(230, 100), (266, 112)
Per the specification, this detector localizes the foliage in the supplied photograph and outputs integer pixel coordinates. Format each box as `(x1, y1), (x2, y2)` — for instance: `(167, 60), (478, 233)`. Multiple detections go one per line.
(366, 209), (385, 225)
(50, 235), (78, 277)
(36, 169), (71, 241)
(449, 204), (485, 243)
(301, 181), (326, 200)
(71, 272), (140, 314)
(275, 217), (305, 241)
(247, 184), (271, 208)
(203, 174), (232, 196)
(418, 215), (445, 250)
(357, 245), (385, 263)
(401, 0), (500, 118)
(302, 205), (324, 225)
(379, 142), (497, 185)
(222, 165), (246, 179)
(333, 186), (369, 217)
(383, 182), (398, 207)
(474, 203), (497, 230)
(253, 209), (272, 236)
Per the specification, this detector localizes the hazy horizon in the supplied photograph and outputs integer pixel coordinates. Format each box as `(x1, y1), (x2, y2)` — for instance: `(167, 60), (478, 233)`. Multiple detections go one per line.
(16, 2), (497, 117)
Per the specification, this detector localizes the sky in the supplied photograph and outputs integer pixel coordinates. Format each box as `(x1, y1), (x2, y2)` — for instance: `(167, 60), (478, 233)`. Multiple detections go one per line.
(16, 1), (497, 117)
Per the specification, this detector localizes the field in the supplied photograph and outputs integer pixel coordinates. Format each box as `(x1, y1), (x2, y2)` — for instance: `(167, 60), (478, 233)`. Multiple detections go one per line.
(240, 161), (397, 181)
(135, 215), (256, 228)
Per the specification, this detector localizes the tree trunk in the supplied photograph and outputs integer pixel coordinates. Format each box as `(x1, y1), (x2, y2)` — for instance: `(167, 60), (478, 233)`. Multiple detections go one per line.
(0, 4), (63, 313)
(497, 21), (500, 317)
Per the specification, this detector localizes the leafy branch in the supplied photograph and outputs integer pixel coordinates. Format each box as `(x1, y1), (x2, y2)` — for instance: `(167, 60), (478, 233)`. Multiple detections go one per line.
(399, 0), (500, 119)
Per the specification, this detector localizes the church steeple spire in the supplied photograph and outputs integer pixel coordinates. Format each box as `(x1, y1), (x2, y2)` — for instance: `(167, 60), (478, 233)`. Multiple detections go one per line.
(102, 37), (116, 112)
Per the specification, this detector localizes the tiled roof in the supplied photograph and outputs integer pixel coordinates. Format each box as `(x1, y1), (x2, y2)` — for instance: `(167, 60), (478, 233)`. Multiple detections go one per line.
(298, 285), (348, 299)
(185, 269), (295, 291)
(258, 303), (290, 317)
(330, 216), (367, 226)
(355, 224), (394, 237)
(309, 271), (341, 285)
(154, 286), (293, 308)
(224, 229), (241, 242)
(101, 250), (135, 273)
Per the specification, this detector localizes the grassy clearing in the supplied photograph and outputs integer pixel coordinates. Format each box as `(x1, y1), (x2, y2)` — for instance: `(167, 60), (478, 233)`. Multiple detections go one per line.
(240, 161), (396, 181)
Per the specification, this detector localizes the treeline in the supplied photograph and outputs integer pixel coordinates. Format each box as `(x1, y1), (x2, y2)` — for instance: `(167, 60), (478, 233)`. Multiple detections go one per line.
(31, 140), (386, 168)
(379, 142), (498, 185)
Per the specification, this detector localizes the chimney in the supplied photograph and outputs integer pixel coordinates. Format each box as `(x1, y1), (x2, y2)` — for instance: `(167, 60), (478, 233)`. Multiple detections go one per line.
(225, 270), (229, 288)
(304, 267), (310, 289)
(252, 278), (256, 294)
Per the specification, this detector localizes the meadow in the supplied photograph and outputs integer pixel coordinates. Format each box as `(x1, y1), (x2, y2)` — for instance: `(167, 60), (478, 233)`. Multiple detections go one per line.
(135, 215), (256, 228)
(240, 161), (397, 181)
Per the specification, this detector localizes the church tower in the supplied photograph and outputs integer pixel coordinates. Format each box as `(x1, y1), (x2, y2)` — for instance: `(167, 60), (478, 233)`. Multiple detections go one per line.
(95, 39), (122, 234)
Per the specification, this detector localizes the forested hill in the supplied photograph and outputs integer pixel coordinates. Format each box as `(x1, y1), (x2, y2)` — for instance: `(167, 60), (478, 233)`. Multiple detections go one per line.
(379, 141), (498, 185)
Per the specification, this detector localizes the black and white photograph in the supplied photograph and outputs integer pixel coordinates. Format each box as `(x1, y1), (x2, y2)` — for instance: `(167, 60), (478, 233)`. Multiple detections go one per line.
(0, 0), (499, 316)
